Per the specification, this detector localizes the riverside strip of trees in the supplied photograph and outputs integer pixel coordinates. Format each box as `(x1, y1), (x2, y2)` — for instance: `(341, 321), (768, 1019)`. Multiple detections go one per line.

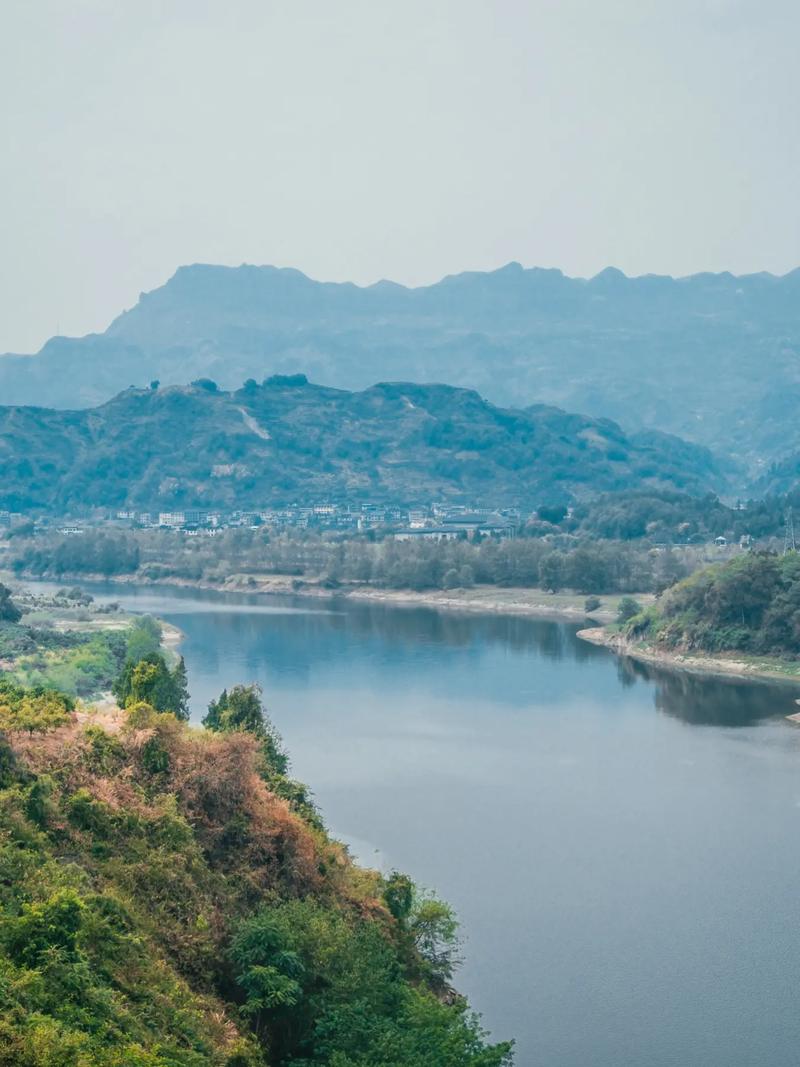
(11, 527), (695, 596)
(12, 485), (800, 595)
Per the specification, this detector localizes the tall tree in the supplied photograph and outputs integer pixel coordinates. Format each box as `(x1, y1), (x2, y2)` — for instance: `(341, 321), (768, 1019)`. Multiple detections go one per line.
(112, 652), (190, 720)
(204, 684), (287, 775)
(0, 584), (21, 624)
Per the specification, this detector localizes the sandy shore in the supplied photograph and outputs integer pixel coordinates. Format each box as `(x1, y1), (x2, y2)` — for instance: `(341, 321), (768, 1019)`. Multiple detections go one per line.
(577, 626), (800, 684)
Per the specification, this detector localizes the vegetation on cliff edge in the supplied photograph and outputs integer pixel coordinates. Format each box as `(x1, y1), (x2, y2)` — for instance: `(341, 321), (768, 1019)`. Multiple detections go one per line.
(0, 676), (513, 1066)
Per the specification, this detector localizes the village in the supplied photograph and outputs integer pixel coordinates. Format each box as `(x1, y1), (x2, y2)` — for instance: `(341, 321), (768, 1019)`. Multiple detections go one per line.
(0, 502), (522, 541)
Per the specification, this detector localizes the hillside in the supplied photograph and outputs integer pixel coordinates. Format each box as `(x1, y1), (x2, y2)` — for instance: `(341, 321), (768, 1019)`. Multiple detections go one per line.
(0, 377), (724, 513)
(2, 262), (800, 470)
(620, 552), (800, 659)
(0, 674), (512, 1065)
(752, 451), (800, 497)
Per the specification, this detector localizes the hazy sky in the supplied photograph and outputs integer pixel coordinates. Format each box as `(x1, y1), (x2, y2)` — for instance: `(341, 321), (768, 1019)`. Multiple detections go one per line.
(2, 0), (799, 352)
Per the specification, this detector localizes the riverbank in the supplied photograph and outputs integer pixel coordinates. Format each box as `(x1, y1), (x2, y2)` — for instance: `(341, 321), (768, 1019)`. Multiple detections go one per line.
(578, 626), (800, 684)
(15, 569), (800, 685)
(0, 580), (185, 697)
(7, 568), (656, 624)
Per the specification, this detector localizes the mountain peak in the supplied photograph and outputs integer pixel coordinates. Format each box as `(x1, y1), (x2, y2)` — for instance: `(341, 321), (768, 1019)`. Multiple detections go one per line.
(590, 266), (627, 285)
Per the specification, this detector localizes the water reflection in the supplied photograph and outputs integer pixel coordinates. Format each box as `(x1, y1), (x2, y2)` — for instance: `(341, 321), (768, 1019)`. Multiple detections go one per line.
(655, 668), (795, 726)
(37, 579), (800, 729)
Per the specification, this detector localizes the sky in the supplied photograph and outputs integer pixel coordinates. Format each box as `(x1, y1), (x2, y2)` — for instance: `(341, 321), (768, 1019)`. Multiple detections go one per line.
(1, 0), (799, 353)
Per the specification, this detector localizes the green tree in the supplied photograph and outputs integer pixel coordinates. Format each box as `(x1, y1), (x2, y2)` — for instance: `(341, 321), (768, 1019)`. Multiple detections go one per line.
(229, 899), (511, 1066)
(538, 552), (563, 592)
(204, 684), (287, 775)
(5, 889), (85, 966)
(0, 582), (21, 623)
(0, 690), (72, 736)
(617, 596), (643, 624)
(172, 656), (190, 719)
(125, 615), (163, 662)
(112, 652), (190, 720)
(442, 568), (460, 590)
(383, 872), (461, 989)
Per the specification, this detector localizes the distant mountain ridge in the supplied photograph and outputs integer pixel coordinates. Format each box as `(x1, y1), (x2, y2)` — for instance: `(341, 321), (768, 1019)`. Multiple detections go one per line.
(3, 262), (800, 474)
(0, 376), (724, 513)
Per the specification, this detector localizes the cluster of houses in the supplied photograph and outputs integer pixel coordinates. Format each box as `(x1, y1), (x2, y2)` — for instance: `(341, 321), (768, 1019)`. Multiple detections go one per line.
(0, 502), (520, 540)
(106, 503), (521, 540)
(0, 505), (754, 547)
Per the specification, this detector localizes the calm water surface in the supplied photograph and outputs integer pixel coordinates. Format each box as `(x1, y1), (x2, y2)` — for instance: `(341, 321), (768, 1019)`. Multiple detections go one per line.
(42, 582), (800, 1067)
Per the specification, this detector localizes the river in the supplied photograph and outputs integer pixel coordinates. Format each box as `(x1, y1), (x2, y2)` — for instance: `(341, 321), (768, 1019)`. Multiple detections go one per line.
(43, 581), (800, 1066)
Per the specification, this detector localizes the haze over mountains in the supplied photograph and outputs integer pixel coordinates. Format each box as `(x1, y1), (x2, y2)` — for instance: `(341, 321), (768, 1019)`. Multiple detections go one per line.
(0, 376), (723, 513)
(3, 263), (800, 478)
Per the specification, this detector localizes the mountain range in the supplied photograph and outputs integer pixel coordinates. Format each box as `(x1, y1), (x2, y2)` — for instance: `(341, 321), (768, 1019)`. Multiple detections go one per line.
(0, 377), (724, 513)
(3, 262), (800, 477)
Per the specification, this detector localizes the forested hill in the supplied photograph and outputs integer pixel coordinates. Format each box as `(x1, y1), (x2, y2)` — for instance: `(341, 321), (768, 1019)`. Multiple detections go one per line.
(621, 552), (800, 661)
(2, 262), (800, 468)
(0, 376), (724, 512)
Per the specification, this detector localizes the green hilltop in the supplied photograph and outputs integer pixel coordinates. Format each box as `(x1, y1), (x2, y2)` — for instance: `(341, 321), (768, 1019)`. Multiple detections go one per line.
(0, 376), (724, 513)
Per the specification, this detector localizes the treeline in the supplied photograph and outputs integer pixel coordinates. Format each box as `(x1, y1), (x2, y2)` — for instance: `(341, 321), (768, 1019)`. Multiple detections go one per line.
(13, 531), (140, 576)
(568, 488), (800, 543)
(11, 528), (703, 594)
(568, 491), (737, 542)
(625, 551), (800, 656)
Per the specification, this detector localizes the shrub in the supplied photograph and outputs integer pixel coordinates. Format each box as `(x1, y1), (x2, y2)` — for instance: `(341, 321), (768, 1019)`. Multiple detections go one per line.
(0, 689), (72, 736)
(616, 596), (643, 624)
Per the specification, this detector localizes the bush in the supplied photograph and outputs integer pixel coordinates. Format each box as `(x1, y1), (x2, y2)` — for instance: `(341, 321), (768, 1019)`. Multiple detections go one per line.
(616, 596), (643, 624)
(0, 686), (72, 736)
(584, 596), (602, 613)
(442, 568), (460, 590)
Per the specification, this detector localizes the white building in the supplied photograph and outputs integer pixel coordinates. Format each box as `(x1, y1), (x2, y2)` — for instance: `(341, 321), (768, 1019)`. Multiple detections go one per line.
(158, 512), (186, 528)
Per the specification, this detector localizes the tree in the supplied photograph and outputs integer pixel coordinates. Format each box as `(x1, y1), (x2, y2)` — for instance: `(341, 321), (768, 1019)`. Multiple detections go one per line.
(172, 656), (190, 720)
(204, 684), (287, 775)
(383, 872), (461, 989)
(538, 552), (563, 592)
(617, 596), (642, 624)
(6, 889), (85, 966)
(229, 898), (511, 1066)
(0, 583), (21, 623)
(442, 568), (460, 590)
(112, 652), (190, 720)
(0, 691), (71, 736)
(584, 596), (602, 613)
(125, 615), (163, 662)
(537, 503), (567, 525)
(564, 545), (609, 594)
